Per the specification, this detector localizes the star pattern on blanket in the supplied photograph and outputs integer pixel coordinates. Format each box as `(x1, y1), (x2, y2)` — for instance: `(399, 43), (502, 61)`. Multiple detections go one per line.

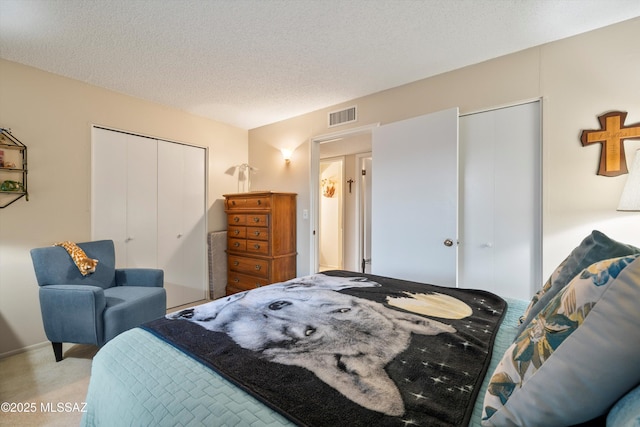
(388, 294), (504, 427)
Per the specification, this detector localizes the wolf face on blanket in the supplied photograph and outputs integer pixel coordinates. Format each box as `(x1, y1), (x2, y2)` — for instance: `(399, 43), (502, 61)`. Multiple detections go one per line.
(168, 274), (456, 416)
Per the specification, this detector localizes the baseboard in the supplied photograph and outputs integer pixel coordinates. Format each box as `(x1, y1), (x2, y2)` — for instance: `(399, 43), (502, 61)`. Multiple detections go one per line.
(1, 304), (211, 359)
(0, 340), (50, 359)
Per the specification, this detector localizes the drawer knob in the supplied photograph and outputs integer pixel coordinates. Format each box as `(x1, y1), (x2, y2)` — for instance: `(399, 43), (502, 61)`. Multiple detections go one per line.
(257, 200), (262, 205)
(253, 217), (260, 223)
(255, 265), (261, 271)
(233, 216), (240, 223)
(234, 278), (239, 283)
(444, 239), (455, 247)
(254, 244), (260, 249)
(254, 231), (261, 236)
(234, 242), (240, 247)
(233, 261), (239, 266)
(234, 230), (240, 235)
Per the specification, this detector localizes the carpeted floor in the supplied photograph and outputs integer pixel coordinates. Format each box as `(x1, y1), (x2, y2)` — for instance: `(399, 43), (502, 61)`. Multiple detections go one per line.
(0, 343), (97, 427)
(0, 300), (208, 427)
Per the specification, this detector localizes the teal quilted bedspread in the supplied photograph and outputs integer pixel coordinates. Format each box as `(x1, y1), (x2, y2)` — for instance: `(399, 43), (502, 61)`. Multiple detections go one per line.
(81, 298), (527, 426)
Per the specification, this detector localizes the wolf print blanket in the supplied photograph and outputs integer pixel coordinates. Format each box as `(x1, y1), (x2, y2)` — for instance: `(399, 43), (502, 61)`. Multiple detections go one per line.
(143, 271), (506, 427)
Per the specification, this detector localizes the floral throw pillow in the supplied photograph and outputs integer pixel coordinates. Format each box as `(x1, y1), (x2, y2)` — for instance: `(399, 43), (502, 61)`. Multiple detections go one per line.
(516, 230), (640, 336)
(517, 257), (566, 326)
(482, 254), (640, 427)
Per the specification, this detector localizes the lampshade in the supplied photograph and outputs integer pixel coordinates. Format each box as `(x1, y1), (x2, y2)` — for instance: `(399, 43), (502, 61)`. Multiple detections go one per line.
(618, 149), (640, 211)
(281, 148), (292, 163)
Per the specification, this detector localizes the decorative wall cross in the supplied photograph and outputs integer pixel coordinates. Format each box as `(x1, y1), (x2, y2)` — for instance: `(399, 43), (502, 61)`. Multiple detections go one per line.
(581, 111), (640, 177)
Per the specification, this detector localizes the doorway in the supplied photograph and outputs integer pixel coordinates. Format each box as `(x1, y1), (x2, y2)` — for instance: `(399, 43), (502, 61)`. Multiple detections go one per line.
(311, 125), (377, 274)
(319, 157), (344, 271)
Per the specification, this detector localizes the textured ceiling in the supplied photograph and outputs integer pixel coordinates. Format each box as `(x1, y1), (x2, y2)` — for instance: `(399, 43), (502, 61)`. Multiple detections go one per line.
(1, 0), (639, 130)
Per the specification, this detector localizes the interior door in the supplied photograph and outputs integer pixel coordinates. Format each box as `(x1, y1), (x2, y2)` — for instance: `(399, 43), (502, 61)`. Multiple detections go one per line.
(458, 101), (541, 299)
(371, 108), (458, 286)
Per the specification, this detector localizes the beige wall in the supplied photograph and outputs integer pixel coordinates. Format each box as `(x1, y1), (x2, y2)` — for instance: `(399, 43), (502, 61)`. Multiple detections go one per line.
(249, 18), (640, 280)
(0, 59), (248, 355)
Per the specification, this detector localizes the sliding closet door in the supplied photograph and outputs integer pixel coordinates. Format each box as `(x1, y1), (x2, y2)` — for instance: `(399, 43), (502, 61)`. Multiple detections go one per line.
(371, 108), (459, 286)
(458, 101), (541, 299)
(157, 141), (207, 308)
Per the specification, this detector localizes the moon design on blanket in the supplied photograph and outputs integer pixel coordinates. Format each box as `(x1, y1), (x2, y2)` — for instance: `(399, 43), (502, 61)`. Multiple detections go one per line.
(386, 292), (473, 319)
(168, 274), (457, 417)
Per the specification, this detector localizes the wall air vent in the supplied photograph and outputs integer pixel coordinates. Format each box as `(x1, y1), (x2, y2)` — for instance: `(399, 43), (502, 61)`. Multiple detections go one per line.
(328, 106), (357, 127)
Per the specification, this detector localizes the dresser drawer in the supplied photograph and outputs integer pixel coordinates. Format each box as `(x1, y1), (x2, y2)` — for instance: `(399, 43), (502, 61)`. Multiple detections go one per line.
(228, 238), (247, 251)
(228, 271), (270, 291)
(228, 214), (247, 225)
(228, 226), (246, 239)
(227, 196), (271, 210)
(246, 214), (268, 226)
(228, 213), (269, 226)
(228, 255), (269, 278)
(246, 226), (269, 241)
(246, 240), (269, 255)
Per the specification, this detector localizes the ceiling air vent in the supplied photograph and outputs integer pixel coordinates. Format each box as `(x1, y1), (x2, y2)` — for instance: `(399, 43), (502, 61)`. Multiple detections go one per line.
(328, 106), (357, 127)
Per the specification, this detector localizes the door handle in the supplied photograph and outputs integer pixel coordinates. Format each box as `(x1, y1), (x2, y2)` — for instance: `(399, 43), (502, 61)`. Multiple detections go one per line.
(444, 239), (455, 247)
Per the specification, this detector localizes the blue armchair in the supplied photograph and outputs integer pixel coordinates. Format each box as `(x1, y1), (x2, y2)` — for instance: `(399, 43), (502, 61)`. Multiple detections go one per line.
(30, 240), (166, 362)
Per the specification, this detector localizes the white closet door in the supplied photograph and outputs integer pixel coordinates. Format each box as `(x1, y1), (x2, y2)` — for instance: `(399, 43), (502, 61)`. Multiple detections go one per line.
(92, 128), (157, 268)
(182, 144), (206, 300)
(459, 101), (541, 299)
(125, 135), (158, 268)
(371, 108), (459, 286)
(92, 128), (128, 264)
(158, 141), (206, 308)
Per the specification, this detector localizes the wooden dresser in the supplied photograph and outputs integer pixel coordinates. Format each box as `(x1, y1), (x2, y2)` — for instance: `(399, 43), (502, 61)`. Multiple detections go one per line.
(224, 191), (297, 295)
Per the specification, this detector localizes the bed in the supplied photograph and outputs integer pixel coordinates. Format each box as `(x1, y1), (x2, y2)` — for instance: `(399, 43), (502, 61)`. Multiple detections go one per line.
(81, 231), (640, 427)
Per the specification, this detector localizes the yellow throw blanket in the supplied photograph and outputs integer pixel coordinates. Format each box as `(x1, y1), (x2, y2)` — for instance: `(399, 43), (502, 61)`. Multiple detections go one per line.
(54, 241), (98, 276)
